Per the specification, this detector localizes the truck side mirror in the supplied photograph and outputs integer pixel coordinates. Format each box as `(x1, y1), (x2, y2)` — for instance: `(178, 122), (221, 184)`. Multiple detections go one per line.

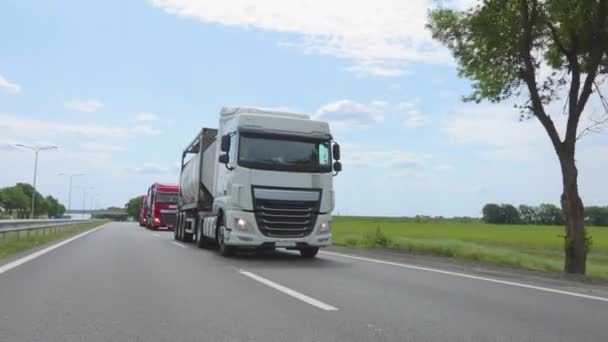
(332, 143), (341, 160)
(218, 154), (229, 164)
(221, 135), (231, 152)
(333, 161), (342, 172)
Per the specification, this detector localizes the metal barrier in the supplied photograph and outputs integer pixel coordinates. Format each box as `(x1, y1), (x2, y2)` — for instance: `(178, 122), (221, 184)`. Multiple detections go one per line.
(0, 219), (101, 246)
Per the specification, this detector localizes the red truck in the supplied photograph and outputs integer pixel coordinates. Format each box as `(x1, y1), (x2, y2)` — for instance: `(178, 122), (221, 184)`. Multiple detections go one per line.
(145, 183), (178, 230)
(138, 195), (148, 227)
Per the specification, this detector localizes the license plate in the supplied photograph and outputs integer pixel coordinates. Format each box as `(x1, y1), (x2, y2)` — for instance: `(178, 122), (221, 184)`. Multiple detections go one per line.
(275, 241), (296, 247)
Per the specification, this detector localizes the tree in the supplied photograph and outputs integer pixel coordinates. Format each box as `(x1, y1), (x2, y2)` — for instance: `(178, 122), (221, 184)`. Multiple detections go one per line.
(46, 195), (66, 218)
(538, 203), (564, 225)
(482, 203), (503, 223)
(519, 204), (537, 224)
(125, 196), (144, 220)
(0, 186), (29, 218)
(428, 0), (608, 274)
(501, 204), (521, 224)
(585, 206), (608, 226)
(14, 183), (48, 217)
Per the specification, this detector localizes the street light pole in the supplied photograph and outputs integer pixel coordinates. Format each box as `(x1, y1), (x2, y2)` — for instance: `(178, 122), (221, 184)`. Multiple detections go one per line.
(57, 173), (84, 212)
(16, 144), (58, 219)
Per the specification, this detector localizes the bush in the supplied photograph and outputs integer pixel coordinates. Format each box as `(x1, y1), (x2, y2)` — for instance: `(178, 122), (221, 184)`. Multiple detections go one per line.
(363, 226), (390, 248)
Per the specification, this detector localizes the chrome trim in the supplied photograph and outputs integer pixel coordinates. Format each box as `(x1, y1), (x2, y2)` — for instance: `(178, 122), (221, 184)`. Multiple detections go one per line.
(254, 188), (319, 202)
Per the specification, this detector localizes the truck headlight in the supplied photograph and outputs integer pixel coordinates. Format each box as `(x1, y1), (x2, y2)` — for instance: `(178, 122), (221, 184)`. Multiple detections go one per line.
(154, 217), (161, 223)
(319, 221), (331, 233)
(234, 218), (251, 232)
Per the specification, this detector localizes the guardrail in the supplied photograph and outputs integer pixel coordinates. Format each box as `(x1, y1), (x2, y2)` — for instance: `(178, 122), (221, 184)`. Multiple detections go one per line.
(0, 219), (97, 246)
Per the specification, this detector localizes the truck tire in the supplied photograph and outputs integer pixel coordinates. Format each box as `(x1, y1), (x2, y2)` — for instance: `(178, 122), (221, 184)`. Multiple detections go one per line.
(183, 215), (193, 243)
(217, 215), (233, 257)
(174, 213), (181, 241)
(195, 223), (208, 249)
(299, 247), (319, 258)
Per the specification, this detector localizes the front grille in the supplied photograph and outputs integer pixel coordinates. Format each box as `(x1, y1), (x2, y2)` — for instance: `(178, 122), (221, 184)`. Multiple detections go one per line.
(161, 213), (176, 226)
(254, 199), (319, 237)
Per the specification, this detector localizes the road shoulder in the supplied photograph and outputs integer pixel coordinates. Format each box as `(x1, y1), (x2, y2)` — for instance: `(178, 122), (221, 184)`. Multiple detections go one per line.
(325, 245), (608, 298)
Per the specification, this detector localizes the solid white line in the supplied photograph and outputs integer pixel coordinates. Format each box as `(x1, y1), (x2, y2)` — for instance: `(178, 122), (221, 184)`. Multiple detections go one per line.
(239, 270), (338, 311)
(171, 241), (187, 248)
(152, 233), (161, 238)
(320, 251), (608, 303)
(0, 223), (107, 276)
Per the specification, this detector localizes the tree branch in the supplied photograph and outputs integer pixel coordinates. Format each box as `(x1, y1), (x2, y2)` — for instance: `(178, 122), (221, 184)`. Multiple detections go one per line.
(565, 29), (581, 146)
(577, 116), (608, 140)
(519, 0), (563, 151)
(567, 0), (608, 145)
(577, 82), (608, 140)
(546, 21), (570, 58)
(576, 0), (607, 113)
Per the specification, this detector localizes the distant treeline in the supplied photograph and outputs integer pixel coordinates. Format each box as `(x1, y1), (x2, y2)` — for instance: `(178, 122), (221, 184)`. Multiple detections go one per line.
(335, 215), (480, 223)
(0, 183), (66, 219)
(482, 203), (608, 226)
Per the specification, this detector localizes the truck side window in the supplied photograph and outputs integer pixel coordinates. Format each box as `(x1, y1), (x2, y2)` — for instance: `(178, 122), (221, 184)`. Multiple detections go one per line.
(318, 143), (330, 166)
(229, 133), (237, 164)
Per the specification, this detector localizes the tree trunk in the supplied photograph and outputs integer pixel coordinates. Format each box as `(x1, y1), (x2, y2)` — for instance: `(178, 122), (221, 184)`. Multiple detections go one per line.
(559, 153), (587, 275)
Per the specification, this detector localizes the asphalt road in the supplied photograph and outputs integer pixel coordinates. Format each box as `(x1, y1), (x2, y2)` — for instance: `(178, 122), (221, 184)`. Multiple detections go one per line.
(0, 222), (607, 342)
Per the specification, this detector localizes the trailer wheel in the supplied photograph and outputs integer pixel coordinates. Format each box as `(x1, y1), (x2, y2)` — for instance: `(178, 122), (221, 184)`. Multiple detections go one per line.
(299, 247), (319, 258)
(217, 215), (233, 257)
(195, 222), (208, 249)
(174, 213), (181, 241)
(183, 215), (193, 243)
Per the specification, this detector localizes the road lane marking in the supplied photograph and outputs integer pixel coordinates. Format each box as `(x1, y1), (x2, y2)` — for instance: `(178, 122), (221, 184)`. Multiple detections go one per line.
(152, 233), (161, 238)
(0, 223), (107, 276)
(171, 241), (187, 248)
(239, 270), (338, 311)
(320, 251), (608, 303)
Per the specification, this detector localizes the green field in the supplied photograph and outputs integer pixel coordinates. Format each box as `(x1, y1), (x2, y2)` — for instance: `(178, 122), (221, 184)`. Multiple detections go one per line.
(332, 216), (608, 279)
(0, 221), (106, 259)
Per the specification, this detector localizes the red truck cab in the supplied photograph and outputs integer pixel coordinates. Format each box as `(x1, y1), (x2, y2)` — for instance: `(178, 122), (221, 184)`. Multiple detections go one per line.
(139, 195), (148, 227)
(146, 183), (178, 230)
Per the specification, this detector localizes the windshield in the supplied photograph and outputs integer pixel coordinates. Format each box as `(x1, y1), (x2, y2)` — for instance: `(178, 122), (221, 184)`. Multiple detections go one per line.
(238, 134), (331, 173)
(155, 192), (178, 204)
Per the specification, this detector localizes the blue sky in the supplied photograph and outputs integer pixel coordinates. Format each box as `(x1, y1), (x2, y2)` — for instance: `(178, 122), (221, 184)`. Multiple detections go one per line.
(1, 0), (606, 216)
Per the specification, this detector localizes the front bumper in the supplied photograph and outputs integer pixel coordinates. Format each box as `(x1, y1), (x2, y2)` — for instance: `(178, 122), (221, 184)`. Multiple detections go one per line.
(223, 210), (332, 248)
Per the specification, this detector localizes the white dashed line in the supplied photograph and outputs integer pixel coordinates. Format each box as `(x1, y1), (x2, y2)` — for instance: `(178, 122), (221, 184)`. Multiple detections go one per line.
(171, 241), (187, 248)
(239, 270), (338, 311)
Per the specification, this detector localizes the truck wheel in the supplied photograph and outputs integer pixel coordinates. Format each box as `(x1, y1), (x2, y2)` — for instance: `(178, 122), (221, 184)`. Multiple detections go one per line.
(183, 217), (193, 243)
(195, 223), (208, 249)
(299, 247), (319, 258)
(217, 216), (233, 257)
(174, 214), (181, 241)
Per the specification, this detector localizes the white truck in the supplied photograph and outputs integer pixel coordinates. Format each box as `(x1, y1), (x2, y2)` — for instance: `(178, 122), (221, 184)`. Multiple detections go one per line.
(174, 107), (341, 257)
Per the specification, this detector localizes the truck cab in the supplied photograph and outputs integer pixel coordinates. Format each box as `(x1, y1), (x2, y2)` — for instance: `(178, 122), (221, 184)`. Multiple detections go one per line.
(176, 107), (341, 257)
(146, 183), (178, 230)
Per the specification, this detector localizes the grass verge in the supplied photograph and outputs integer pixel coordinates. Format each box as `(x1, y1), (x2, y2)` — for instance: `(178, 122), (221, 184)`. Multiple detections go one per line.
(0, 221), (107, 259)
(333, 217), (608, 279)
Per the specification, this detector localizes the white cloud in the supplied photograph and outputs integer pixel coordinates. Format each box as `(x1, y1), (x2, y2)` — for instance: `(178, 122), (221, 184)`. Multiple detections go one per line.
(345, 61), (410, 77)
(0, 74), (22, 94)
(443, 105), (548, 148)
(152, 0), (452, 76)
(129, 162), (180, 174)
(403, 110), (431, 128)
(0, 114), (127, 139)
(398, 101), (431, 128)
(134, 112), (161, 122)
(131, 125), (163, 136)
(64, 99), (104, 113)
(81, 143), (127, 153)
(342, 143), (430, 169)
(314, 99), (387, 127)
